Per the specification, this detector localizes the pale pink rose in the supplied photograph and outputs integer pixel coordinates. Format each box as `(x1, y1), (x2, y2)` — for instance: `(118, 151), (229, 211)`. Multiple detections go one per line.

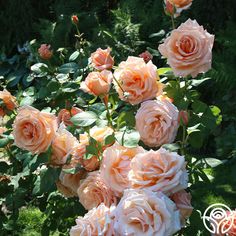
(114, 56), (163, 105)
(38, 44), (53, 60)
(113, 189), (181, 236)
(12, 106), (58, 154)
(80, 70), (113, 96)
(139, 51), (153, 63)
(73, 126), (114, 171)
(57, 107), (83, 126)
(129, 148), (188, 195)
(135, 97), (179, 147)
(171, 190), (193, 225)
(77, 171), (117, 210)
(56, 169), (87, 198)
(158, 19), (214, 78)
(70, 203), (115, 236)
(50, 125), (79, 166)
(0, 89), (17, 117)
(90, 47), (114, 71)
(100, 143), (145, 197)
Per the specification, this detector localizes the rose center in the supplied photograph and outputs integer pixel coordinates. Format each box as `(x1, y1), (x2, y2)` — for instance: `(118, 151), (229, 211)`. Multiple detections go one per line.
(179, 36), (195, 54)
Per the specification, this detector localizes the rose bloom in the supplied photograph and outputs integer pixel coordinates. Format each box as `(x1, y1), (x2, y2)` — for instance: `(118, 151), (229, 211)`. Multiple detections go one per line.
(135, 97), (179, 147)
(38, 44), (53, 60)
(114, 56), (163, 105)
(73, 126), (114, 171)
(90, 47), (114, 71)
(100, 143), (145, 197)
(70, 203), (115, 236)
(158, 19), (214, 78)
(80, 70), (113, 96)
(57, 107), (83, 126)
(77, 171), (117, 210)
(113, 189), (181, 236)
(171, 190), (193, 225)
(139, 51), (153, 63)
(129, 148), (188, 195)
(50, 125), (79, 166)
(57, 169), (87, 198)
(0, 89), (17, 116)
(12, 106), (58, 154)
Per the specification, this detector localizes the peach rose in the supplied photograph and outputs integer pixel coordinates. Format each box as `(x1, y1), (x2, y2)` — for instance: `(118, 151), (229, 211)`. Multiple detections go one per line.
(159, 19), (214, 78)
(113, 189), (181, 236)
(77, 171), (117, 210)
(73, 126), (114, 171)
(12, 106), (58, 154)
(50, 125), (79, 165)
(80, 70), (113, 96)
(57, 107), (83, 126)
(100, 143), (145, 197)
(70, 203), (115, 236)
(0, 127), (6, 136)
(129, 148), (188, 195)
(171, 190), (193, 225)
(38, 44), (53, 60)
(57, 168), (87, 198)
(90, 47), (114, 71)
(135, 97), (179, 147)
(0, 89), (17, 116)
(114, 56), (163, 105)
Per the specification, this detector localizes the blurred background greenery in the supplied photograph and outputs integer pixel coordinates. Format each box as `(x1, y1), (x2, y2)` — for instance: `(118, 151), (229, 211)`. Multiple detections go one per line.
(0, 0), (236, 235)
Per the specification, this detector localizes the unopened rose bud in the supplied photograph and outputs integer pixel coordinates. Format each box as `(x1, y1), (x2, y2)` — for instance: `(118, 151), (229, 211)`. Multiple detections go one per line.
(178, 110), (189, 126)
(139, 51), (153, 63)
(71, 15), (79, 25)
(165, 0), (175, 15)
(38, 44), (53, 60)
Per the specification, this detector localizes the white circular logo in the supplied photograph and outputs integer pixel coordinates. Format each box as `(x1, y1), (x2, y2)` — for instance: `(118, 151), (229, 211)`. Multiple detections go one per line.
(202, 203), (234, 234)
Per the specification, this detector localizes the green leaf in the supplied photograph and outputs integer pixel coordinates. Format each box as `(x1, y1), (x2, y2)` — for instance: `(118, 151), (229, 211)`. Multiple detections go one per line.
(115, 129), (140, 148)
(210, 105), (222, 125)
(69, 51), (80, 61)
(204, 158), (227, 168)
(71, 111), (98, 127)
(58, 62), (79, 74)
(20, 96), (34, 106)
(191, 77), (212, 86)
(157, 67), (172, 76)
(187, 124), (201, 135)
(0, 137), (11, 148)
(117, 111), (135, 128)
(31, 63), (48, 74)
(62, 165), (83, 174)
(162, 143), (180, 152)
(86, 137), (99, 156)
(104, 134), (115, 146)
(149, 30), (165, 38)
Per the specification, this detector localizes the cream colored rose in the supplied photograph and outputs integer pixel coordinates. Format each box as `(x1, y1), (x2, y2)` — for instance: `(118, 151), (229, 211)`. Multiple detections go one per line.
(0, 89), (17, 117)
(171, 190), (193, 225)
(114, 56), (163, 105)
(113, 189), (181, 236)
(12, 106), (58, 154)
(90, 47), (114, 71)
(135, 97), (179, 147)
(80, 70), (113, 96)
(73, 126), (114, 171)
(77, 171), (117, 210)
(129, 148), (188, 195)
(100, 143), (145, 197)
(56, 169), (87, 198)
(51, 125), (79, 165)
(158, 19), (214, 78)
(70, 203), (115, 236)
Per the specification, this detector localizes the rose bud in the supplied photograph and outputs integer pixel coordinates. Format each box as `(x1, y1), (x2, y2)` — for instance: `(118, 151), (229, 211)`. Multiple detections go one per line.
(71, 15), (79, 25)
(38, 44), (53, 60)
(165, 0), (175, 16)
(139, 51), (153, 63)
(178, 110), (189, 126)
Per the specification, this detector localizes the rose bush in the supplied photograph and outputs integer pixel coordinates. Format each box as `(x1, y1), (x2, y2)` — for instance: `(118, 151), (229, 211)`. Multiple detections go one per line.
(0, 1), (226, 235)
